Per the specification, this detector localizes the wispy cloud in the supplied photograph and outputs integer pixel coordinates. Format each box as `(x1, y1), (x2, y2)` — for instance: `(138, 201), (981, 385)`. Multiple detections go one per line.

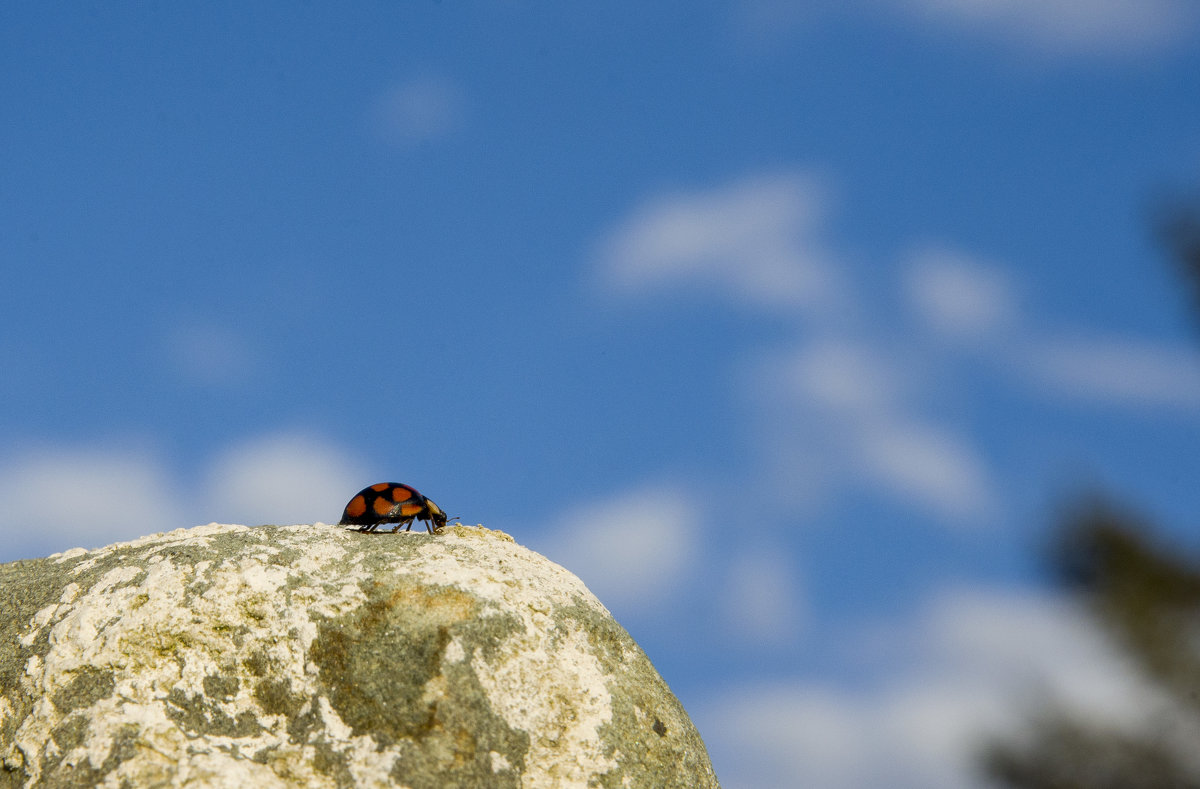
(902, 246), (1200, 410)
(720, 547), (806, 646)
(164, 322), (260, 389)
(0, 446), (184, 560)
(205, 433), (367, 526)
(859, 421), (998, 520)
(904, 247), (1019, 343)
(595, 172), (847, 316)
(597, 172), (1001, 526)
(595, 168), (1200, 533)
(0, 432), (369, 562)
(369, 74), (466, 147)
(536, 485), (701, 613)
(894, 0), (1199, 57)
(1021, 336), (1200, 409)
(755, 339), (999, 523)
(697, 587), (1173, 789)
(737, 0), (1199, 59)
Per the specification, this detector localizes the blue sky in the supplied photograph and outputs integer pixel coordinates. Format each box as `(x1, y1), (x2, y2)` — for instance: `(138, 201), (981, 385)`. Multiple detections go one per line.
(3, 2), (1200, 786)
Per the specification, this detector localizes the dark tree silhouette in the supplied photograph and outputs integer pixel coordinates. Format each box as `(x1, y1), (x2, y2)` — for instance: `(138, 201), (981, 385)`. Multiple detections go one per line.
(1156, 193), (1200, 325)
(979, 200), (1200, 789)
(984, 712), (1200, 789)
(981, 498), (1200, 789)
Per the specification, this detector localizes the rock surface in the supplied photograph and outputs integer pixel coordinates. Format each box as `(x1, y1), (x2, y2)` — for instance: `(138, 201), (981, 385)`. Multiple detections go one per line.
(0, 523), (719, 788)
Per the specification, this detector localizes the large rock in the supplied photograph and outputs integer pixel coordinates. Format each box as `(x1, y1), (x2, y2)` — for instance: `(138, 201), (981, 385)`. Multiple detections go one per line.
(0, 523), (719, 788)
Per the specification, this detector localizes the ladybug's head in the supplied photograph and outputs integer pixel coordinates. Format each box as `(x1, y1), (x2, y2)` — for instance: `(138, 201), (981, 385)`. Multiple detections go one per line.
(425, 497), (450, 532)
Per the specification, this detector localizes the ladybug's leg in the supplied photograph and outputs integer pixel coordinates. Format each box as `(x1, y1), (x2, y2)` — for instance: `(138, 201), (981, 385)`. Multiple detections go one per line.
(388, 517), (416, 533)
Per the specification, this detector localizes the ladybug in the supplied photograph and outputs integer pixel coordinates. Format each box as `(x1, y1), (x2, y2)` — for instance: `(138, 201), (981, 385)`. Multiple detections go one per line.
(338, 482), (449, 534)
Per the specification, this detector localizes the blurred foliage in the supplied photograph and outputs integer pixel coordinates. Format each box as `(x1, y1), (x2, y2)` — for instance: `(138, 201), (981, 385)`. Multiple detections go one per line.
(981, 498), (1200, 789)
(1053, 500), (1200, 706)
(980, 199), (1200, 789)
(984, 711), (1200, 789)
(1155, 191), (1200, 329)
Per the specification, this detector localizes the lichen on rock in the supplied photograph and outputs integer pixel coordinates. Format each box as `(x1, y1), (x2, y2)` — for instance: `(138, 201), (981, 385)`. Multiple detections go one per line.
(0, 523), (719, 788)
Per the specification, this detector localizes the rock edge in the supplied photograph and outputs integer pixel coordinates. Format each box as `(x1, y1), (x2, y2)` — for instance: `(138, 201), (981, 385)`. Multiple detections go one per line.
(0, 523), (719, 789)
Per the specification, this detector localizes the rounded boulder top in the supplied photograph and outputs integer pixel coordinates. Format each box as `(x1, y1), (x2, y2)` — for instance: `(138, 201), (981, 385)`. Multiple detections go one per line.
(0, 522), (720, 789)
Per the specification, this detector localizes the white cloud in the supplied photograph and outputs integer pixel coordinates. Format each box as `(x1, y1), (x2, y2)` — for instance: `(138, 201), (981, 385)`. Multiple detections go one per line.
(205, 432), (367, 526)
(919, 590), (1157, 718)
(538, 485), (700, 611)
(0, 433), (372, 562)
(895, 0), (1198, 57)
(900, 246), (1200, 412)
(370, 75), (466, 146)
(596, 170), (1196, 535)
(736, 0), (1198, 58)
(905, 247), (1019, 342)
(594, 172), (1006, 526)
(698, 587), (1173, 789)
(165, 322), (259, 388)
(0, 447), (184, 559)
(755, 339), (998, 523)
(859, 421), (996, 520)
(721, 548), (806, 645)
(786, 339), (905, 415)
(1023, 336), (1200, 409)
(596, 172), (846, 315)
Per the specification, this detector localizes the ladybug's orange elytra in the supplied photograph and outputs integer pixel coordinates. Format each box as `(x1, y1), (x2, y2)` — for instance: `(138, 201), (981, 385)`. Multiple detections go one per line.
(338, 482), (450, 535)
(344, 495), (367, 519)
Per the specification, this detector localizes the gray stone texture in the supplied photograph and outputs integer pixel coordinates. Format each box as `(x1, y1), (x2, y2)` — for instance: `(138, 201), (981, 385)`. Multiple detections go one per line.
(0, 523), (719, 788)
